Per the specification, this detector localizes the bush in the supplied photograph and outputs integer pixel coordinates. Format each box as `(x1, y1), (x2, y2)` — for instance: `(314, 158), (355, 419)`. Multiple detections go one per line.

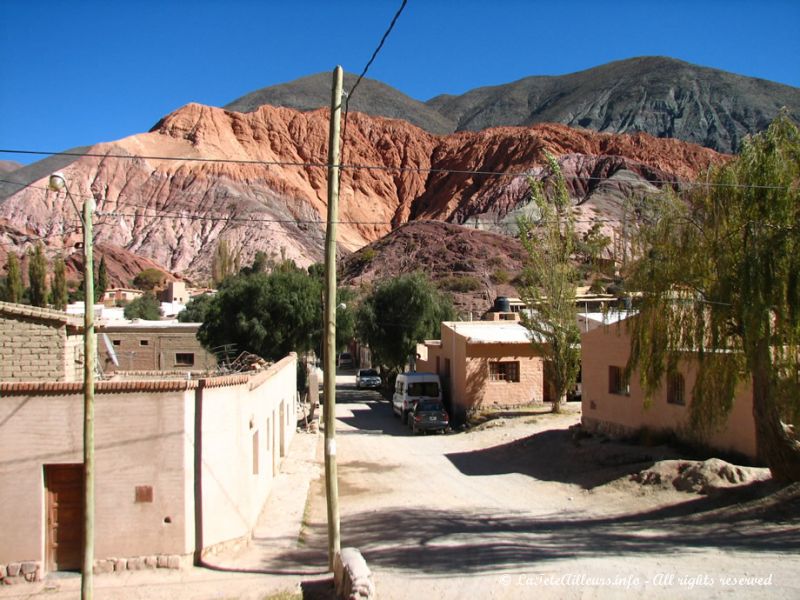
(124, 293), (162, 320)
(490, 269), (511, 284)
(438, 275), (482, 293)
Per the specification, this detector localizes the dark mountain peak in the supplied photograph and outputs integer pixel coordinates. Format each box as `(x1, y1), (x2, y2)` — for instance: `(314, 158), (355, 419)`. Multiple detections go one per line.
(225, 71), (454, 135)
(224, 57), (800, 154)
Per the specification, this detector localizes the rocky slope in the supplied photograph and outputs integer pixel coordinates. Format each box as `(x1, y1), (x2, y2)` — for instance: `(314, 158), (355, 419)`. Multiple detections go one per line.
(0, 102), (724, 287)
(228, 57), (800, 154)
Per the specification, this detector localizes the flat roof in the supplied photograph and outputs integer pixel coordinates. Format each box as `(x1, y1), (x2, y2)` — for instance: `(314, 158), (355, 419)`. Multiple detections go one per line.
(444, 321), (543, 344)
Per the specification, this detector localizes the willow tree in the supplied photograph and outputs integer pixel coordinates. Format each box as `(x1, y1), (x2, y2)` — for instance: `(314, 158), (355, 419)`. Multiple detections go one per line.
(517, 153), (581, 414)
(628, 114), (800, 481)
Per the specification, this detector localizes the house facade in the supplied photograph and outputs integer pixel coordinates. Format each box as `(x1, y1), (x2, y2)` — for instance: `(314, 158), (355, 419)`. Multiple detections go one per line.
(0, 354), (298, 578)
(417, 321), (547, 416)
(581, 318), (758, 460)
(99, 321), (217, 373)
(0, 301), (85, 382)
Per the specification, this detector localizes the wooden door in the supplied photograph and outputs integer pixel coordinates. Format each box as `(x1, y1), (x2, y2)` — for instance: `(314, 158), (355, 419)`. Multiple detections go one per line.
(45, 464), (84, 572)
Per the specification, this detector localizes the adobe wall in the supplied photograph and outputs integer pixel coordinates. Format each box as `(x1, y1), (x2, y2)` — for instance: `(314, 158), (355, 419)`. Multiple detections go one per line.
(0, 381), (196, 567)
(199, 354), (297, 551)
(0, 353), (299, 577)
(0, 315), (74, 381)
(465, 342), (545, 408)
(581, 322), (758, 460)
(101, 329), (216, 373)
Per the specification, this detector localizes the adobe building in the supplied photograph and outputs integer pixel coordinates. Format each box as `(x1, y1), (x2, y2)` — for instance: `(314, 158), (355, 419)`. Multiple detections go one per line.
(0, 355), (298, 580)
(98, 320), (217, 373)
(0, 301), (86, 382)
(417, 321), (548, 417)
(100, 288), (144, 306)
(581, 317), (758, 460)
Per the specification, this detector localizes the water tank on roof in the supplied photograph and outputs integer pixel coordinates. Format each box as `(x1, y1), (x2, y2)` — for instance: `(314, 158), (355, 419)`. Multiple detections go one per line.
(494, 296), (511, 313)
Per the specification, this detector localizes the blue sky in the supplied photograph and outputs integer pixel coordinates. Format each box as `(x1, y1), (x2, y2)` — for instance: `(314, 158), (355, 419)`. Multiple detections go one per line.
(1, 0), (799, 165)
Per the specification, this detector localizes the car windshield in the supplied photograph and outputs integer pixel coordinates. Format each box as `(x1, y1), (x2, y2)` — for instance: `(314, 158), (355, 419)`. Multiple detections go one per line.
(360, 369), (378, 377)
(417, 400), (443, 412)
(408, 382), (439, 397)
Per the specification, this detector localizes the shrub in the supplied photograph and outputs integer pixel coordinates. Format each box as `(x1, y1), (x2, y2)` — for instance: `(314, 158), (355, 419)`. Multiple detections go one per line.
(438, 275), (482, 293)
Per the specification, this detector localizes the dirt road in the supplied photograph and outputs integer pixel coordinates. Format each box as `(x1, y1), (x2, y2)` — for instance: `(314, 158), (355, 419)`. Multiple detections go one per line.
(286, 378), (800, 599)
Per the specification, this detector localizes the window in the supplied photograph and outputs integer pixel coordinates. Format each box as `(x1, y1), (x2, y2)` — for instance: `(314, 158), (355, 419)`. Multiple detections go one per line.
(608, 366), (630, 395)
(489, 361), (520, 382)
(139, 340), (149, 346)
(175, 353), (195, 367)
(667, 372), (686, 405)
(408, 382), (440, 397)
(112, 339), (121, 346)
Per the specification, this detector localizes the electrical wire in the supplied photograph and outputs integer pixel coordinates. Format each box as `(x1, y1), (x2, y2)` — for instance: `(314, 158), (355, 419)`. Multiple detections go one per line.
(0, 153), (789, 191)
(340, 0), (409, 192)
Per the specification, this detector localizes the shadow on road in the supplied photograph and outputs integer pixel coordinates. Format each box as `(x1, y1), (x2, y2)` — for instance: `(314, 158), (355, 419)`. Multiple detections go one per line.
(273, 482), (800, 576)
(337, 400), (411, 437)
(446, 428), (673, 489)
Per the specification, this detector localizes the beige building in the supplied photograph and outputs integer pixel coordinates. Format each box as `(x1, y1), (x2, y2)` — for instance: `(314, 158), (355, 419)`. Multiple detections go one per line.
(417, 321), (547, 417)
(581, 317), (758, 460)
(0, 354), (298, 577)
(99, 321), (217, 372)
(101, 288), (144, 305)
(0, 301), (85, 382)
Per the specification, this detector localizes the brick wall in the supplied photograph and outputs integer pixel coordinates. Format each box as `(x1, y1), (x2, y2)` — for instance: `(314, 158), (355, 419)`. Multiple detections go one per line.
(0, 315), (68, 381)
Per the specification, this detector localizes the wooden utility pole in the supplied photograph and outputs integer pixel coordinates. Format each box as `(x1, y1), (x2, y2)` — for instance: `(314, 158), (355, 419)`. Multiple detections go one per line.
(49, 173), (96, 599)
(323, 65), (343, 570)
(81, 192), (96, 600)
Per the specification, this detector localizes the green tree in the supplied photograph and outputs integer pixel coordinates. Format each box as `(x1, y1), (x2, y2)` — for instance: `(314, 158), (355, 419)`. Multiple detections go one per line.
(198, 270), (322, 362)
(211, 238), (240, 286)
(124, 293), (163, 320)
(356, 273), (455, 375)
(51, 254), (68, 310)
(132, 268), (166, 291)
(3, 252), (23, 303)
(628, 114), (800, 481)
(517, 153), (581, 413)
(96, 255), (108, 302)
(177, 293), (215, 323)
(28, 243), (49, 307)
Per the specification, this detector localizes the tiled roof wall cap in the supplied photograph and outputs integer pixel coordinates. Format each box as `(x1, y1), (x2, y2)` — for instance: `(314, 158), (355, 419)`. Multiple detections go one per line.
(0, 379), (200, 395)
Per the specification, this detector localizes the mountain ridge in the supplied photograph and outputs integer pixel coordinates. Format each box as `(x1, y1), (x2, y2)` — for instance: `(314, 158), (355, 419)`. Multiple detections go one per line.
(226, 56), (800, 154)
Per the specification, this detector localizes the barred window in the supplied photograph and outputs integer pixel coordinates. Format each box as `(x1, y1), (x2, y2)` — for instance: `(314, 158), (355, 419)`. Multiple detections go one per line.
(667, 372), (686, 405)
(489, 361), (520, 382)
(608, 366), (630, 396)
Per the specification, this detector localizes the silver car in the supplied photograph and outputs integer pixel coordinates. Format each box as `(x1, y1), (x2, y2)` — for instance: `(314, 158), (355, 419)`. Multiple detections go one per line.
(355, 368), (381, 389)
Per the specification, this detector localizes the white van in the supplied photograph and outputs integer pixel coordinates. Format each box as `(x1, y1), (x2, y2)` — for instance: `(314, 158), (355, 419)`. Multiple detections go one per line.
(392, 372), (442, 422)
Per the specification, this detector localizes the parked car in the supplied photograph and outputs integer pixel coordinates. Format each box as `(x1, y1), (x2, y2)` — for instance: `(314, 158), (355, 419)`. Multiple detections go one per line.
(392, 372), (442, 421)
(337, 352), (354, 369)
(356, 368), (381, 389)
(408, 399), (449, 434)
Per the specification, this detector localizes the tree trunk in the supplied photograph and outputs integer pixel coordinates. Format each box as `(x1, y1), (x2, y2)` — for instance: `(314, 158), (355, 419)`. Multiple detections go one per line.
(752, 348), (800, 482)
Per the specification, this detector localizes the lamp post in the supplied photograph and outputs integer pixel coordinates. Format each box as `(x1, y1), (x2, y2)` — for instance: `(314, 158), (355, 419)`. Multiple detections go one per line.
(48, 173), (95, 600)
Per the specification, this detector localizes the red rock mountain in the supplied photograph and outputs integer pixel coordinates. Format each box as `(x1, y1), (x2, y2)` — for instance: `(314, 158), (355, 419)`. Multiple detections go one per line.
(0, 103), (725, 286)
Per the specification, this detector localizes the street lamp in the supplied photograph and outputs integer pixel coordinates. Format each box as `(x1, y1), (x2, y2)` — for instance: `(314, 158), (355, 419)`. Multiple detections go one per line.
(48, 172), (95, 600)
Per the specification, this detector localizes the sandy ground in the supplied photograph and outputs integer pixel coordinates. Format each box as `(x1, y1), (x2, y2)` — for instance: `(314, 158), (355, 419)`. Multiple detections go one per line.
(4, 374), (798, 599)
(284, 380), (800, 599)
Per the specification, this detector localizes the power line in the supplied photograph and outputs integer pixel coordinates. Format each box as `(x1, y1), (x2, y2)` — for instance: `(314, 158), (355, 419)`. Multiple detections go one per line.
(341, 0), (409, 191)
(0, 153), (789, 190)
